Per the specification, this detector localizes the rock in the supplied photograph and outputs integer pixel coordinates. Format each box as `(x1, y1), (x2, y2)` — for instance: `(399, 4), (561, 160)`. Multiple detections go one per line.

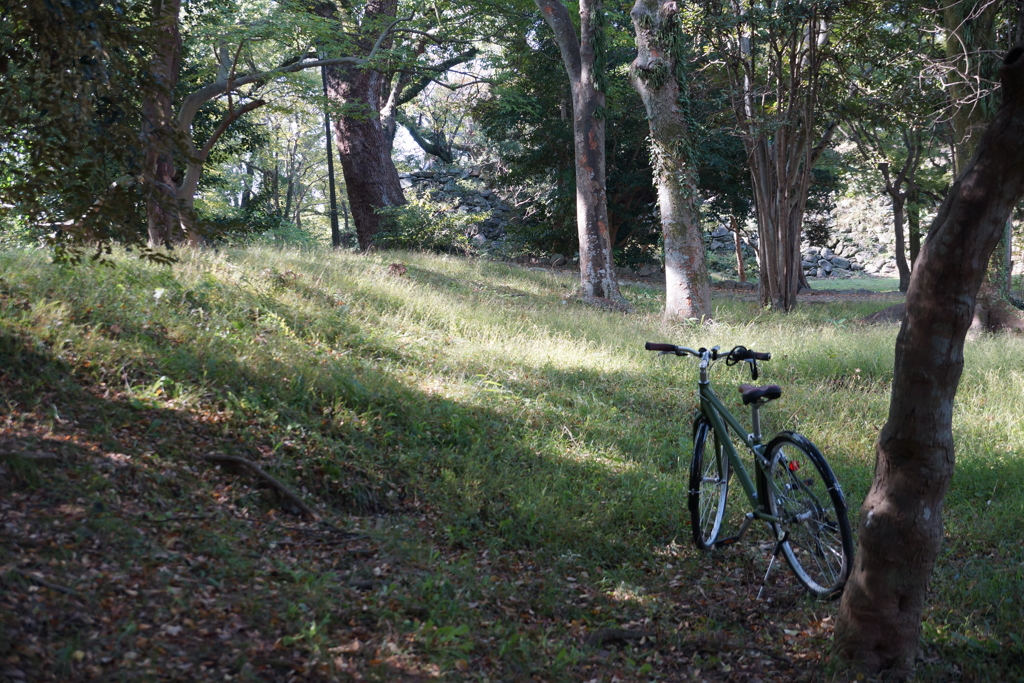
(710, 240), (731, 251)
(821, 247), (835, 258)
(832, 256), (851, 269)
(818, 259), (833, 273)
(711, 225), (731, 238)
(801, 260), (817, 268)
(816, 267), (827, 278)
(551, 254), (567, 267)
(400, 178), (414, 189)
(480, 188), (493, 198)
(864, 263), (880, 274)
(638, 264), (658, 277)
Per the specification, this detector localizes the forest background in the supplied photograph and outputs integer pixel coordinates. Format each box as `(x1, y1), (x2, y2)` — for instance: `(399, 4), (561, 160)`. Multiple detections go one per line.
(3, 0), (1024, 681)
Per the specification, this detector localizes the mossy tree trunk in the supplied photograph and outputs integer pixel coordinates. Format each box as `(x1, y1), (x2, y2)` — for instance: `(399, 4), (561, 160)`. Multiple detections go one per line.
(628, 0), (710, 321)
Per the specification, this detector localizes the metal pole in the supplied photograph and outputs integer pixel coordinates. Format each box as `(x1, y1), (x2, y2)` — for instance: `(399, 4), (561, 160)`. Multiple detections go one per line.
(321, 64), (341, 249)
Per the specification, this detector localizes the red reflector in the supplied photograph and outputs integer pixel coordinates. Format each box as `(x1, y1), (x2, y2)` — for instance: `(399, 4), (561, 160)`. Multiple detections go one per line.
(788, 461), (800, 472)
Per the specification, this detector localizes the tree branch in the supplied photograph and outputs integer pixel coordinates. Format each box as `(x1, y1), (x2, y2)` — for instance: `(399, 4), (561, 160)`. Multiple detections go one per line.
(199, 99), (266, 159)
(534, 0), (582, 83)
(203, 454), (320, 521)
(397, 110), (455, 163)
(396, 47), (479, 106)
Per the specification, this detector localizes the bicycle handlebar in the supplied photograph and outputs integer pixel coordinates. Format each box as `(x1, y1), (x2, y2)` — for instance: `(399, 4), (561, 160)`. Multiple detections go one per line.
(644, 342), (770, 362)
(727, 347), (771, 362)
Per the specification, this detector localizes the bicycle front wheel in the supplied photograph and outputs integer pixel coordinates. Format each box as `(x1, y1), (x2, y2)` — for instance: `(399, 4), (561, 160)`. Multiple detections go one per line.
(689, 416), (730, 550)
(759, 432), (853, 599)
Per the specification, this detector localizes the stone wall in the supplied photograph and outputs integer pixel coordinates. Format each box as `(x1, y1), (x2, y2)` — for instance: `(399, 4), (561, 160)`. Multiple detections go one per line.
(399, 166), (967, 283)
(801, 194), (922, 279)
(399, 168), (512, 248)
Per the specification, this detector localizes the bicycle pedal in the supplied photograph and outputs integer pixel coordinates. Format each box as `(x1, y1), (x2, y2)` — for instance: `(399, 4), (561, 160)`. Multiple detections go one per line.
(714, 535), (741, 547)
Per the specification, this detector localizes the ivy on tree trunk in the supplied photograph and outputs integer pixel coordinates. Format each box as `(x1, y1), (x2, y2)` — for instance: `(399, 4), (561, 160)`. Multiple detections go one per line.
(628, 0), (710, 321)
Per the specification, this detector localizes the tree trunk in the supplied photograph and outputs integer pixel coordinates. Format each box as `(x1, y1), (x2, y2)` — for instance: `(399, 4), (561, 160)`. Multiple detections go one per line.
(751, 157), (808, 310)
(142, 0), (183, 248)
(535, 0), (624, 304)
(318, 0), (406, 251)
(889, 193), (910, 292)
(732, 216), (746, 282)
(907, 192), (921, 267)
(719, 1), (834, 311)
(834, 45), (1024, 678)
(241, 162), (254, 209)
(629, 0), (710, 321)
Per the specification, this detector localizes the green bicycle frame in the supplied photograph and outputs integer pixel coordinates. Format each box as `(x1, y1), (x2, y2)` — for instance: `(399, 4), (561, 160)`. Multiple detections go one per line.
(696, 381), (781, 524)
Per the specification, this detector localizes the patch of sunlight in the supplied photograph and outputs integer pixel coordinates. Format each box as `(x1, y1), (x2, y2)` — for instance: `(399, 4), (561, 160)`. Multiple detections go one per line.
(609, 580), (654, 606)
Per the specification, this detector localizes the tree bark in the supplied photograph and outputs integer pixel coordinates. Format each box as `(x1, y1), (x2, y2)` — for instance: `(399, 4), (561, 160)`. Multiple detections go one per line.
(535, 0), (624, 303)
(890, 194), (910, 292)
(142, 0), (183, 248)
(834, 45), (1024, 678)
(907, 190), (921, 267)
(629, 0), (711, 321)
(731, 216), (746, 282)
(718, 0), (834, 311)
(318, 0), (406, 251)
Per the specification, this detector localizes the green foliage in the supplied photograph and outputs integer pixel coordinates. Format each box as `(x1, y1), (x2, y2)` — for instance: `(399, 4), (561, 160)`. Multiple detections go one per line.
(0, 0), (157, 257)
(375, 199), (483, 254)
(473, 12), (658, 257)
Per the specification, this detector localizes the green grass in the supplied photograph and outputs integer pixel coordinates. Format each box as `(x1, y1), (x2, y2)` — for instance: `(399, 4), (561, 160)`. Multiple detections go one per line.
(811, 275), (901, 292)
(0, 246), (1021, 680)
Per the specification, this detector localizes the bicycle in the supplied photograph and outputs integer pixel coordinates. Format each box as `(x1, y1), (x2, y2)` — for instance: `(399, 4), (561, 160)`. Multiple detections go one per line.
(645, 342), (854, 599)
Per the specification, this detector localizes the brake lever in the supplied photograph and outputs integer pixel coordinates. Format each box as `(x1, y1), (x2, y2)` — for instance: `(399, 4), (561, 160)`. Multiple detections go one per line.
(750, 359), (759, 381)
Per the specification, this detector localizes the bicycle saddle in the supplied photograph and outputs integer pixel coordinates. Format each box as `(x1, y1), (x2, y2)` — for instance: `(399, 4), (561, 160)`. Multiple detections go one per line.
(738, 383), (782, 405)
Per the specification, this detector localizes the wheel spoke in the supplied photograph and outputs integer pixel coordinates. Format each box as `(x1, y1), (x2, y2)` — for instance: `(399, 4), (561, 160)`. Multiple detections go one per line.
(762, 435), (852, 598)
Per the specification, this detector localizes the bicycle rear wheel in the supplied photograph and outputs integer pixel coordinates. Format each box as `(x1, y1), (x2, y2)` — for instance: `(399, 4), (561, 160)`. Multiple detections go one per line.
(759, 432), (853, 599)
(689, 416), (730, 550)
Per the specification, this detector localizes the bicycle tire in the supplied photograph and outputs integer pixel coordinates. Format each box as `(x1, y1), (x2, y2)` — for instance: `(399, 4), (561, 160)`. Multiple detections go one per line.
(758, 432), (853, 599)
(689, 416), (730, 550)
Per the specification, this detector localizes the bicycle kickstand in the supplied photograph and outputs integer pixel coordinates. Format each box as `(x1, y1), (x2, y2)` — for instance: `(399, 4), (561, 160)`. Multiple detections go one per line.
(756, 531), (789, 601)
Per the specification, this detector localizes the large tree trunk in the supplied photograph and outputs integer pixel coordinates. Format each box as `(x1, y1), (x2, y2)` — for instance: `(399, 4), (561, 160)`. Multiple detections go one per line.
(535, 0), (624, 303)
(142, 0), (182, 248)
(629, 0), (711, 321)
(834, 45), (1024, 678)
(320, 0), (406, 251)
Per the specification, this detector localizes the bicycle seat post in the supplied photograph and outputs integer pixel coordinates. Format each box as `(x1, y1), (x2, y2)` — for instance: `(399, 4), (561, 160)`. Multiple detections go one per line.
(750, 402), (763, 443)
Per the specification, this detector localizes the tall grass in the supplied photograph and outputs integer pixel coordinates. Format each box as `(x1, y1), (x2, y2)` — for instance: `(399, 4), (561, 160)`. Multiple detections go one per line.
(2, 245), (1021, 672)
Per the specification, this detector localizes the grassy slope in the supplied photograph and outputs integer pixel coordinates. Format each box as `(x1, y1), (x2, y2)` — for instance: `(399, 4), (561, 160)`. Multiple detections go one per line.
(0, 247), (1021, 682)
